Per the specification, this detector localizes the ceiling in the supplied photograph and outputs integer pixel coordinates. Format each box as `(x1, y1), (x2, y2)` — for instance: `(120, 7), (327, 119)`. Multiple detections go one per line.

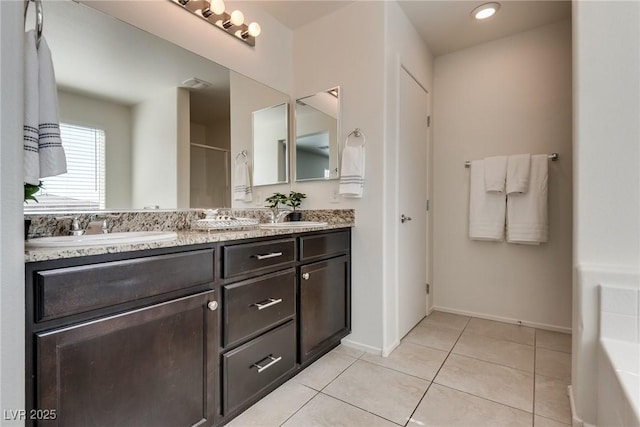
(253, 0), (571, 56)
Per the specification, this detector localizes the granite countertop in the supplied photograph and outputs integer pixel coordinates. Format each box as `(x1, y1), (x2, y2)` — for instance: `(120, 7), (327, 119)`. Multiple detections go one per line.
(25, 222), (353, 263)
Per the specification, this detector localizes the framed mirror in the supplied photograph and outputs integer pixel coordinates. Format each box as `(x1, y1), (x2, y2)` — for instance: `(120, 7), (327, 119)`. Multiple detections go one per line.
(24, 0), (290, 212)
(295, 87), (340, 181)
(252, 103), (289, 186)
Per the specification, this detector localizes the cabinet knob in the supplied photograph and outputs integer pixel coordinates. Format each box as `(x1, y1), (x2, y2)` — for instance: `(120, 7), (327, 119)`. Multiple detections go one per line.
(302, 272), (310, 280)
(207, 301), (218, 311)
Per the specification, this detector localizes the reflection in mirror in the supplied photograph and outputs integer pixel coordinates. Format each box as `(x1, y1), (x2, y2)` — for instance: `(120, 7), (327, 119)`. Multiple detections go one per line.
(25, 0), (289, 212)
(295, 87), (340, 181)
(252, 103), (288, 186)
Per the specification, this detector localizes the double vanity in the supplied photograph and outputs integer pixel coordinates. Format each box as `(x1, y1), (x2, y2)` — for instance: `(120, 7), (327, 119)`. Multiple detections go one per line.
(24, 210), (353, 426)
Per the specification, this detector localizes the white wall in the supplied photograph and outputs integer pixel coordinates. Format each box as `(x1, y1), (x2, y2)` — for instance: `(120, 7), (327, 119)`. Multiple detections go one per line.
(572, 1), (640, 424)
(382, 0), (433, 353)
(293, 1), (432, 353)
(432, 20), (573, 330)
(131, 88), (187, 209)
(58, 90), (132, 209)
(0, 1), (26, 420)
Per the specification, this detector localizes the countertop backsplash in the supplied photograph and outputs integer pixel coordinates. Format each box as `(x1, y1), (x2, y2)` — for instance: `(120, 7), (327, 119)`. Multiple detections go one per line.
(25, 209), (355, 239)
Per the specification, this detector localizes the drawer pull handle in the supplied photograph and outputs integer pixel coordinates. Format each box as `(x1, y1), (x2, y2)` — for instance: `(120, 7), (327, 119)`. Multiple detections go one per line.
(302, 272), (310, 280)
(254, 252), (283, 260)
(207, 301), (218, 311)
(252, 355), (282, 373)
(252, 298), (283, 310)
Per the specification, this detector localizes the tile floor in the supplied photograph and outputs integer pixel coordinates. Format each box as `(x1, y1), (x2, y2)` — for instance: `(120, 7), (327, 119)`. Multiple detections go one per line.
(228, 311), (572, 427)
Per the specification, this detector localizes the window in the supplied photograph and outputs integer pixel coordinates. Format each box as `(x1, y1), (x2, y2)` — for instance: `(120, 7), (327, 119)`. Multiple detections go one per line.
(24, 123), (106, 212)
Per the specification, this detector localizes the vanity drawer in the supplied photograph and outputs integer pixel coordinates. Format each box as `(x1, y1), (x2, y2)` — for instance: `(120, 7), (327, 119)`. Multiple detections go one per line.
(222, 320), (296, 415)
(300, 230), (350, 261)
(34, 249), (215, 322)
(223, 269), (296, 347)
(222, 238), (295, 279)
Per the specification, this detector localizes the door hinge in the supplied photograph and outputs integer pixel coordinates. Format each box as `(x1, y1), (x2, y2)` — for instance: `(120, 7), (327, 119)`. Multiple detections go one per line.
(427, 116), (431, 128)
(426, 283), (430, 294)
(426, 200), (430, 211)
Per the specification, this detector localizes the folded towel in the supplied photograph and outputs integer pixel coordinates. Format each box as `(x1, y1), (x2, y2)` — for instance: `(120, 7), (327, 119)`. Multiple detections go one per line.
(339, 144), (365, 198)
(469, 160), (506, 241)
(506, 154), (531, 194)
(233, 160), (253, 202)
(484, 156), (507, 193)
(507, 154), (548, 244)
(23, 30), (40, 185)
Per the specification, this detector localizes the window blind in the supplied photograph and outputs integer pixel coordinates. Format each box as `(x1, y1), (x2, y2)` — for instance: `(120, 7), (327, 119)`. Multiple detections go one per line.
(24, 123), (106, 212)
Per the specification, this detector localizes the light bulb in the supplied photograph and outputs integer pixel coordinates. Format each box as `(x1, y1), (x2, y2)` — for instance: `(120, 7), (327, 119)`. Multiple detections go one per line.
(471, 2), (500, 20)
(247, 22), (261, 37)
(210, 0), (225, 15)
(230, 10), (244, 26)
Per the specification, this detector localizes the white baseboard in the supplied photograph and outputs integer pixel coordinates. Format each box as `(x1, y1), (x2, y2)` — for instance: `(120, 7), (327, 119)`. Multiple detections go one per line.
(340, 338), (382, 356)
(432, 306), (572, 334)
(382, 340), (400, 357)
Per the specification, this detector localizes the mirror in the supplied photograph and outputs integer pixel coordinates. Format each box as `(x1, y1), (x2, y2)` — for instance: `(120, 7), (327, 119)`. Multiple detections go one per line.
(252, 103), (289, 186)
(27, 0), (289, 211)
(295, 87), (340, 181)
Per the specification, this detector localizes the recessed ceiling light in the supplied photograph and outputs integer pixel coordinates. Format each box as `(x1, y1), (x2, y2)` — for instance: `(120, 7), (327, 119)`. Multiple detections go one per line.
(472, 2), (501, 20)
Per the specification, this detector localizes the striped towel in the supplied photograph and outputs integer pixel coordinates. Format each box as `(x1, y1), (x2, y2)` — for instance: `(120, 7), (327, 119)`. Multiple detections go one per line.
(233, 161), (252, 202)
(339, 144), (365, 198)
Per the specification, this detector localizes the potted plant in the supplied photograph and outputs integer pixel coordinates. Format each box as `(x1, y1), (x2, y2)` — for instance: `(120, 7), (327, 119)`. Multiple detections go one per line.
(24, 181), (43, 239)
(284, 191), (306, 221)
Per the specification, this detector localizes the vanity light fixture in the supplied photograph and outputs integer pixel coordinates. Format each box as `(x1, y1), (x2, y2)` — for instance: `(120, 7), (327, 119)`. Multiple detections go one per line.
(170, 0), (260, 47)
(471, 2), (501, 20)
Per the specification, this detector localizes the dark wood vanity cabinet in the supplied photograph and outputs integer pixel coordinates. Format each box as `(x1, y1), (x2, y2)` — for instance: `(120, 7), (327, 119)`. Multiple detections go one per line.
(26, 228), (351, 427)
(299, 231), (352, 364)
(25, 247), (218, 427)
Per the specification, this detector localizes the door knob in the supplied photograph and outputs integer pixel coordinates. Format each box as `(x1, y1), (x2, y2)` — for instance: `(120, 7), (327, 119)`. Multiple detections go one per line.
(302, 272), (310, 280)
(207, 301), (218, 311)
(401, 214), (412, 223)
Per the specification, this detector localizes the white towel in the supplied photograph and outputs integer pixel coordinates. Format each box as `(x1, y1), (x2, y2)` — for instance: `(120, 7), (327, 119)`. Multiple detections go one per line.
(23, 31), (67, 185)
(469, 160), (506, 241)
(507, 154), (548, 244)
(233, 161), (252, 202)
(506, 154), (531, 194)
(37, 35), (66, 179)
(339, 144), (365, 198)
(484, 156), (507, 193)
(23, 30), (40, 185)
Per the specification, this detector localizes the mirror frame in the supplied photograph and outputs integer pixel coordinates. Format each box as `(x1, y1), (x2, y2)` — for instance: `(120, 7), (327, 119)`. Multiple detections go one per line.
(294, 86), (341, 182)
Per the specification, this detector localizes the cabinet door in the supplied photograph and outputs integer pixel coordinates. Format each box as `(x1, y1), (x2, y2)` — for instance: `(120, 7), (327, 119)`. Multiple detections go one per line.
(36, 291), (218, 427)
(299, 255), (350, 363)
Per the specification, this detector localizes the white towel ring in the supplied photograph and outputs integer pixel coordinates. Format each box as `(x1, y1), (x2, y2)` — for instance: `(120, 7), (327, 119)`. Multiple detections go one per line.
(345, 128), (366, 147)
(24, 0), (43, 48)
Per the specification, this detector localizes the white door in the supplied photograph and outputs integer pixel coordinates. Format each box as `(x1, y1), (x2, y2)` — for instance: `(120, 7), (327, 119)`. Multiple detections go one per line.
(398, 67), (429, 338)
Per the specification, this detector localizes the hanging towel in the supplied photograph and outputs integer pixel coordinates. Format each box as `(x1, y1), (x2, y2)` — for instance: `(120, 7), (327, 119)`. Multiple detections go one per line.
(23, 30), (40, 185)
(233, 161), (253, 202)
(469, 160), (506, 241)
(339, 144), (365, 198)
(506, 154), (531, 194)
(483, 156), (507, 193)
(23, 31), (67, 185)
(37, 35), (66, 178)
(507, 154), (548, 244)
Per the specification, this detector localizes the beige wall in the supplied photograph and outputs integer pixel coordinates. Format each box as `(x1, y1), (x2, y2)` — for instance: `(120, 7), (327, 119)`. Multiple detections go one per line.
(432, 20), (573, 329)
(58, 90), (132, 209)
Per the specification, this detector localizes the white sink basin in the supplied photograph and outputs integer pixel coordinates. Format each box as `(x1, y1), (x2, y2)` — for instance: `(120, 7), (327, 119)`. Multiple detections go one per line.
(26, 231), (178, 249)
(259, 221), (328, 229)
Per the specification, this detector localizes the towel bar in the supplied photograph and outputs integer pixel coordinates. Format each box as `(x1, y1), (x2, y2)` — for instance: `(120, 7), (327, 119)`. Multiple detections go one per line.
(24, 0), (43, 48)
(464, 153), (558, 168)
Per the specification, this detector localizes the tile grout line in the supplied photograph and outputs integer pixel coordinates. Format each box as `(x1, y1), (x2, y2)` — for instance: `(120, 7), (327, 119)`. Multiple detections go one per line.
(402, 315), (472, 427)
(533, 328), (537, 426)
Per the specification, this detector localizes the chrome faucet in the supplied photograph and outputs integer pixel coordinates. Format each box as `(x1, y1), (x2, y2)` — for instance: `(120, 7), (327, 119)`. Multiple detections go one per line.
(268, 208), (291, 224)
(68, 215), (109, 236)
